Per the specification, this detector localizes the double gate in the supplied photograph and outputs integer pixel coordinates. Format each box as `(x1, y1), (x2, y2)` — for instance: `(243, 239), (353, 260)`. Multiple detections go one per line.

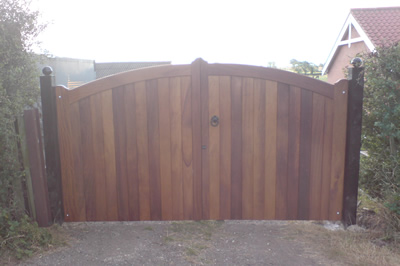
(54, 59), (351, 222)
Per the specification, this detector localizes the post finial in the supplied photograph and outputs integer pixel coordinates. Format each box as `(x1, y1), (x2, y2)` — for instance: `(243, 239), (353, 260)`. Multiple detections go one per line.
(42, 66), (53, 76)
(350, 57), (363, 68)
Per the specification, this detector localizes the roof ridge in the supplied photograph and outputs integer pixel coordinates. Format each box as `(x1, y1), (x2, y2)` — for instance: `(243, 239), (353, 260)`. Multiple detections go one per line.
(351, 6), (400, 12)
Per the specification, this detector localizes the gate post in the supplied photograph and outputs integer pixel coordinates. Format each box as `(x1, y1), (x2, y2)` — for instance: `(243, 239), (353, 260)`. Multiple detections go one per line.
(40, 67), (63, 223)
(342, 58), (364, 226)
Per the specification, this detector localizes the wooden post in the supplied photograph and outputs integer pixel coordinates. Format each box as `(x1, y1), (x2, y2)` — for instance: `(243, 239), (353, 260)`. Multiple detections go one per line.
(40, 67), (63, 223)
(342, 58), (364, 226)
(24, 109), (52, 226)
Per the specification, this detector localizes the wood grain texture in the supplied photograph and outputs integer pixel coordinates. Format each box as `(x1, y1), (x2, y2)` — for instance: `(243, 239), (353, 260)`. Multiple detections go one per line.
(170, 77), (184, 220)
(264, 80), (277, 219)
(329, 80), (348, 220)
(67, 103), (86, 221)
(320, 99), (333, 220)
(191, 60), (203, 220)
(135, 81), (151, 220)
(56, 61), (351, 223)
(275, 83), (290, 220)
(68, 65), (191, 104)
(90, 93), (107, 221)
(101, 90), (118, 221)
(200, 60), (210, 219)
(146, 80), (162, 220)
(123, 85), (140, 221)
(231, 76), (243, 219)
(79, 97), (96, 221)
(298, 89), (313, 220)
(112, 87), (130, 221)
(208, 76), (220, 220)
(287, 86), (301, 220)
(158, 78), (173, 220)
(207, 64), (334, 99)
(23, 109), (52, 226)
(253, 79), (266, 219)
(181, 77), (194, 220)
(241, 77), (254, 219)
(309, 94), (325, 220)
(219, 76), (232, 220)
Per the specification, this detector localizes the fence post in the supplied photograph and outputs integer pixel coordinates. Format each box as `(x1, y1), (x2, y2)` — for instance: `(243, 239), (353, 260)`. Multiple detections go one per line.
(342, 58), (364, 226)
(24, 109), (52, 226)
(40, 67), (63, 223)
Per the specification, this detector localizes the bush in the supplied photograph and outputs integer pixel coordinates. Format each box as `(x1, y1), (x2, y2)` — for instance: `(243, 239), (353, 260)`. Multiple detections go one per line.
(360, 44), (400, 236)
(0, 0), (51, 259)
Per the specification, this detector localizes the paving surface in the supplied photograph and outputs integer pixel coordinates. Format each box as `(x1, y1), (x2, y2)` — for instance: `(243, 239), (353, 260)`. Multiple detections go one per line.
(21, 220), (334, 265)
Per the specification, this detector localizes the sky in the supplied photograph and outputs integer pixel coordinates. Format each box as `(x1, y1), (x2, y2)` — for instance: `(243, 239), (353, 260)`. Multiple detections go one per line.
(31, 0), (400, 68)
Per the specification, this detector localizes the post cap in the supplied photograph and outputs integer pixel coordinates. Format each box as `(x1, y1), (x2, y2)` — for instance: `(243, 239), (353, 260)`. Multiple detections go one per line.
(350, 58), (363, 68)
(42, 66), (53, 76)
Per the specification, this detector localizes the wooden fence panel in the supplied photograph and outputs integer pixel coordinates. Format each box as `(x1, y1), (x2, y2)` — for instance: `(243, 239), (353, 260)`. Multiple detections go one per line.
(55, 59), (349, 222)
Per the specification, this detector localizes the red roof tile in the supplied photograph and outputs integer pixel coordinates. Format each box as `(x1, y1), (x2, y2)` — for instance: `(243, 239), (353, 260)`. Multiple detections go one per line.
(351, 6), (400, 46)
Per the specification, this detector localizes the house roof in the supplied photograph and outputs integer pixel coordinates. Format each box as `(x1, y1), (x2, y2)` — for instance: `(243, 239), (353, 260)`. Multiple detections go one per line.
(322, 6), (400, 75)
(351, 7), (400, 46)
(95, 61), (171, 79)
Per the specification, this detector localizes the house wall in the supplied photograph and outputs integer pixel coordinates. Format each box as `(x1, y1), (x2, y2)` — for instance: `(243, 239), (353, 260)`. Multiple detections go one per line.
(327, 41), (369, 84)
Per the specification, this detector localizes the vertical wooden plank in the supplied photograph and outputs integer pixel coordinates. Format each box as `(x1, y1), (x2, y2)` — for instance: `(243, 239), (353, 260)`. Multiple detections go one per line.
(112, 87), (130, 221)
(329, 80), (348, 220)
(18, 116), (36, 220)
(23, 109), (52, 226)
(253, 79), (266, 219)
(320, 99), (333, 219)
(90, 94), (108, 221)
(79, 97), (96, 221)
(101, 91), (119, 221)
(146, 80), (162, 220)
(287, 86), (301, 220)
(208, 76), (220, 220)
(158, 78), (173, 220)
(190, 59), (203, 220)
(231, 76), (242, 219)
(309, 94), (325, 220)
(55, 87), (77, 221)
(219, 76), (232, 220)
(135, 81), (151, 220)
(124, 85), (140, 221)
(200, 60), (210, 219)
(181, 76), (194, 220)
(275, 83), (290, 220)
(242, 77), (254, 219)
(298, 89), (313, 220)
(264, 80), (277, 220)
(68, 103), (86, 221)
(170, 77), (184, 220)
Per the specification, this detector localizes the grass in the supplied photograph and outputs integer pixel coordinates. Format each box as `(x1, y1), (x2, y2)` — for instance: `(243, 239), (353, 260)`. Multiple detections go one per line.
(0, 224), (67, 265)
(163, 220), (223, 263)
(284, 190), (400, 266)
(287, 222), (400, 266)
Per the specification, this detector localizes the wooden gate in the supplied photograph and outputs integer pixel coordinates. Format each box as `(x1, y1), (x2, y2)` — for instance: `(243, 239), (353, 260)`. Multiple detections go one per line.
(54, 58), (351, 222)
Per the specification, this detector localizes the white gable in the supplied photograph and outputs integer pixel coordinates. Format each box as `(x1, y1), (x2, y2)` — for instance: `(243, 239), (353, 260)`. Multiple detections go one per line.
(322, 13), (375, 75)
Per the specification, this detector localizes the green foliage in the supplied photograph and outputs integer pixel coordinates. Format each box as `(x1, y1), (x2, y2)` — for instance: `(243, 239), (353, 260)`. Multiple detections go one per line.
(290, 59), (322, 77)
(360, 44), (400, 228)
(0, 0), (49, 259)
(0, 211), (52, 259)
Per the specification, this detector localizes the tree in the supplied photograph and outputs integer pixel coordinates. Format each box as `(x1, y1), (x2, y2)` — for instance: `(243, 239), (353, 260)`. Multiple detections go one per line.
(0, 0), (50, 259)
(360, 44), (400, 213)
(290, 59), (321, 76)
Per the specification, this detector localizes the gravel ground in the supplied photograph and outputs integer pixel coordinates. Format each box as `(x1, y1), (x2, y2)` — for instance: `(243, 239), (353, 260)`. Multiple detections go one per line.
(21, 220), (335, 266)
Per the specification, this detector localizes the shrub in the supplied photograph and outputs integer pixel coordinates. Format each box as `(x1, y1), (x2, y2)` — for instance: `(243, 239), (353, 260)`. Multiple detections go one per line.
(360, 44), (400, 236)
(0, 0), (50, 259)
